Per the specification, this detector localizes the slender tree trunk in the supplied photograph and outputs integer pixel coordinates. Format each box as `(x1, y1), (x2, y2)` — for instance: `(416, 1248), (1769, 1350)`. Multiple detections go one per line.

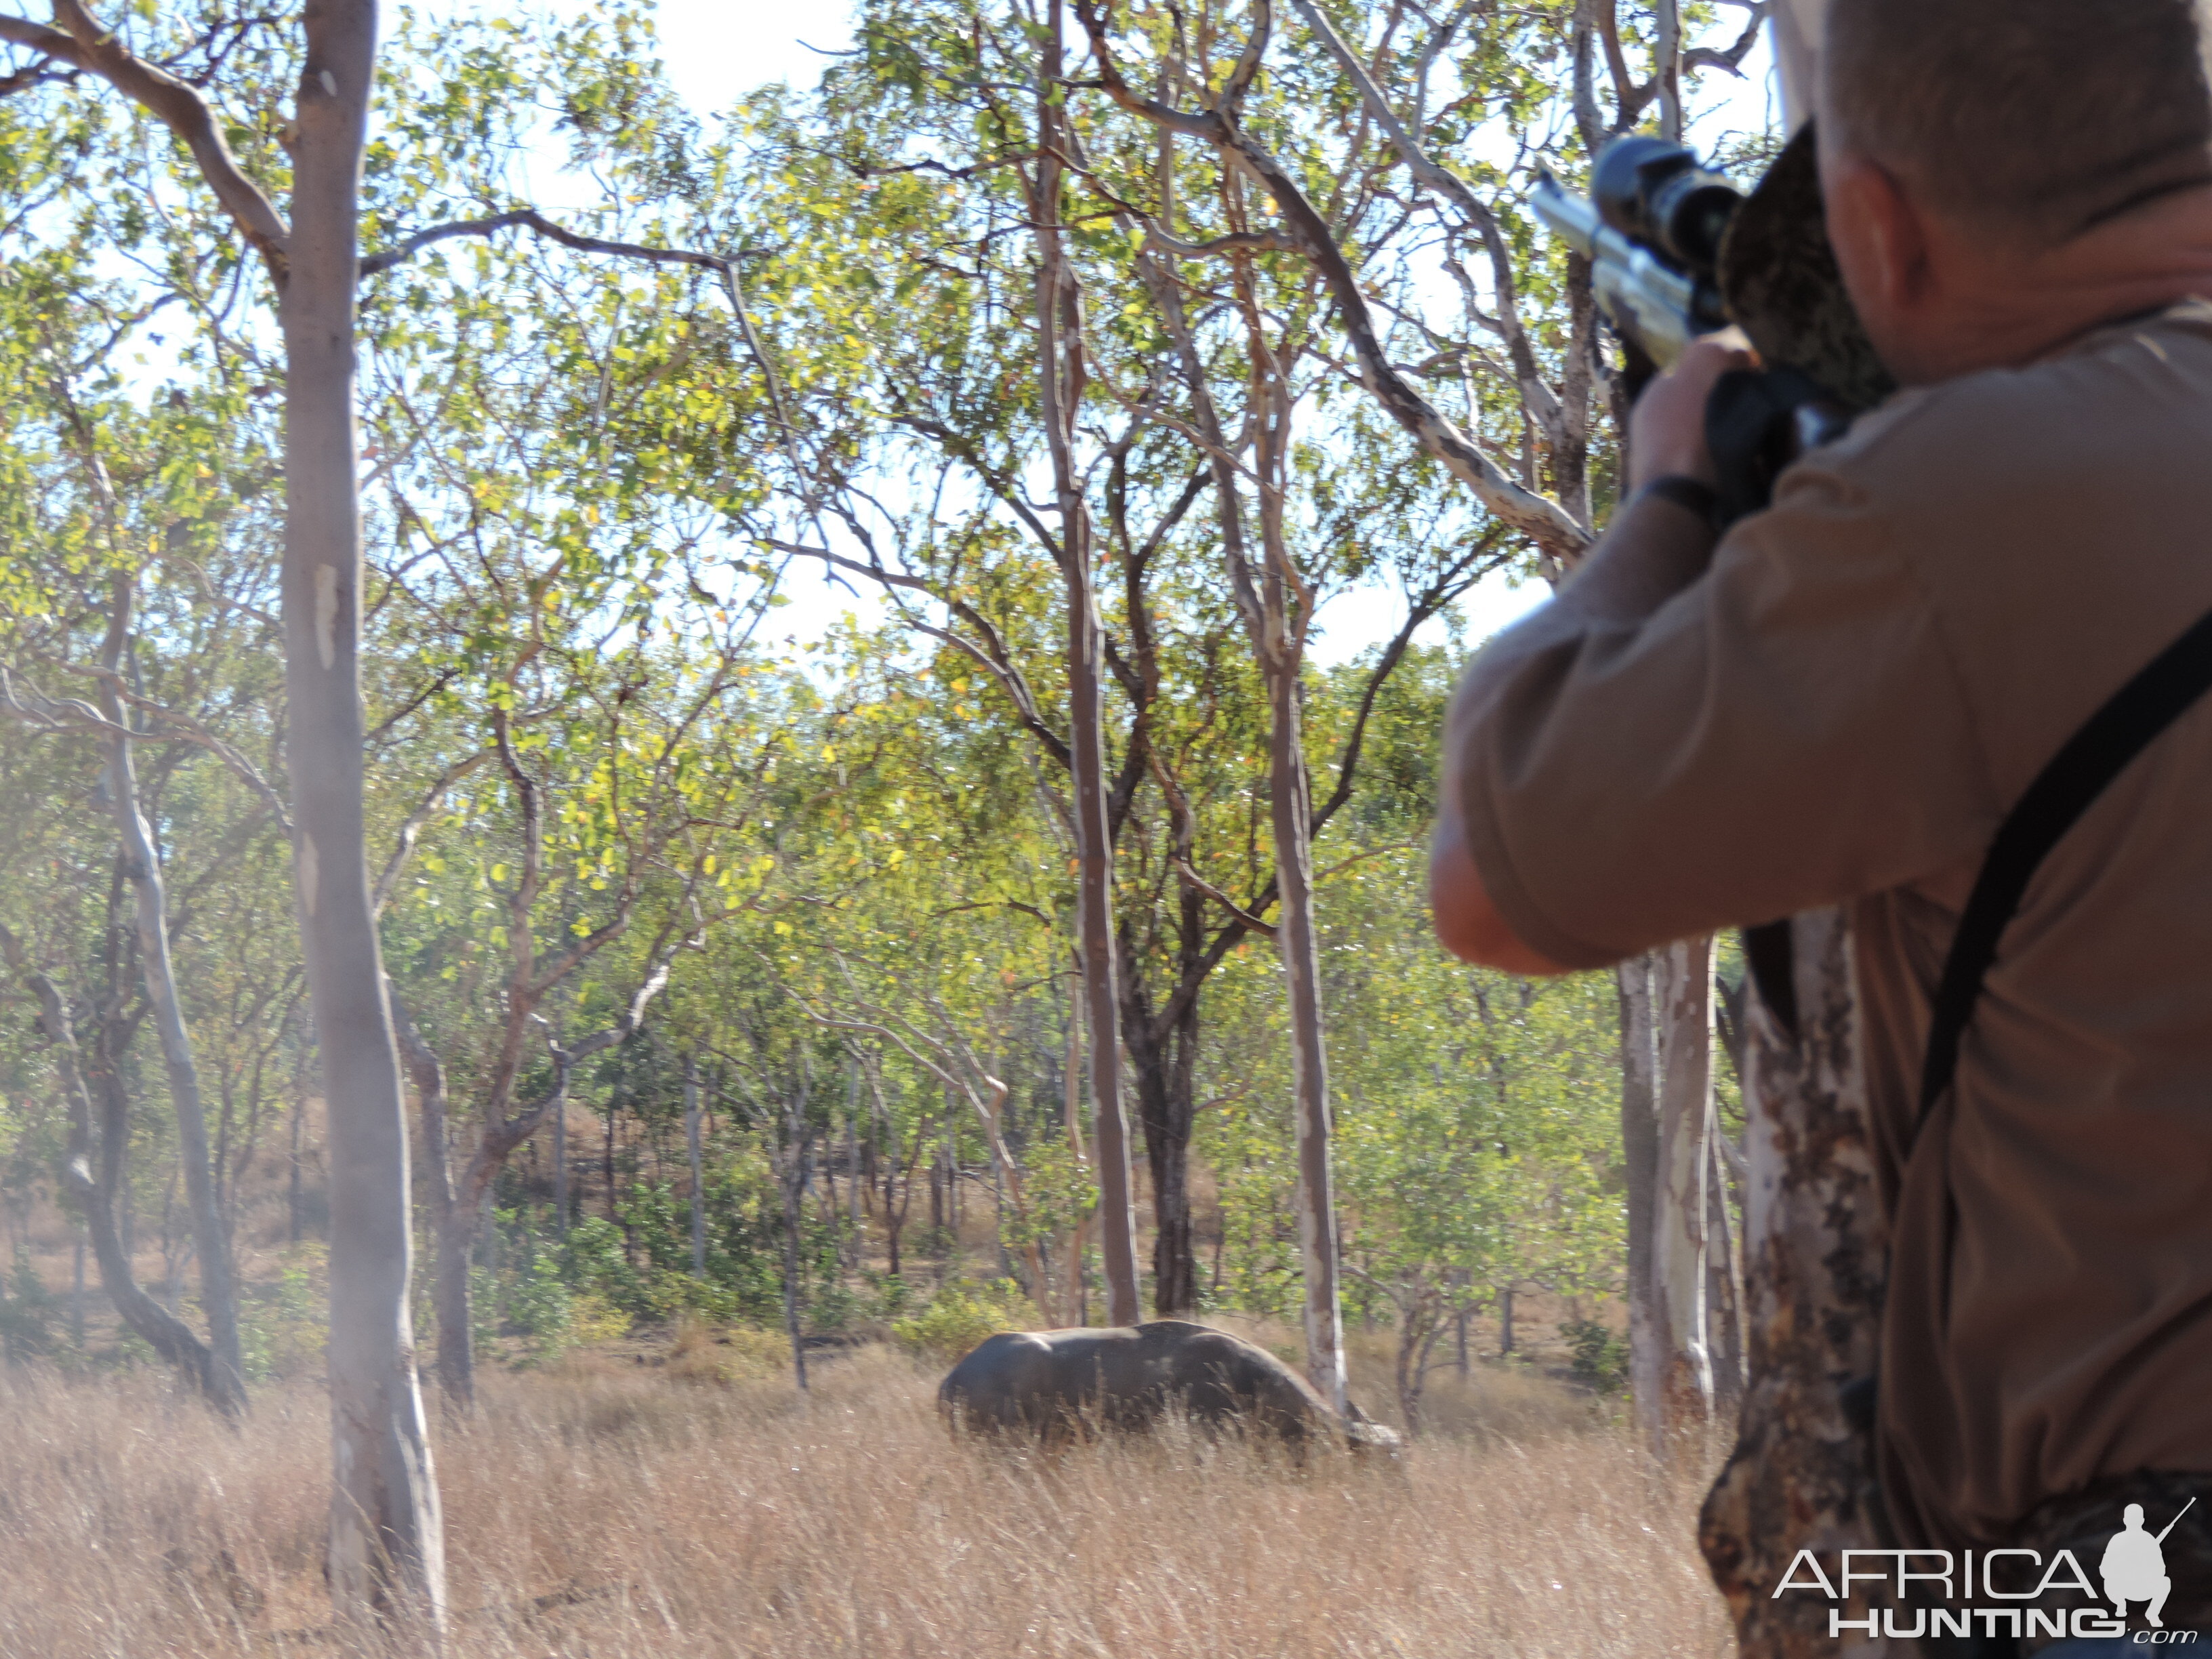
(1064, 1015), (1089, 1326)
(1126, 1016), (1200, 1315)
(1616, 954), (1663, 1446)
(284, 3), (445, 1626)
(928, 1143), (943, 1238)
(991, 1157), (1010, 1278)
(1271, 660), (1347, 1413)
(1654, 0), (1684, 143)
(1706, 1123), (1747, 1418)
(289, 1094), (306, 1246)
(96, 577), (246, 1413)
(552, 1100), (567, 1244)
(0, 925), (226, 1393)
(70, 1234), (85, 1349)
(604, 1102), (617, 1224)
(878, 1090), (905, 1278)
(390, 995), (470, 1417)
(1654, 936), (1716, 1452)
(844, 1065), (861, 1263)
(1034, 0), (1141, 1326)
(1498, 1286), (1514, 1359)
(779, 1091), (810, 1393)
(685, 1058), (705, 1278)
(1395, 1310), (1422, 1435)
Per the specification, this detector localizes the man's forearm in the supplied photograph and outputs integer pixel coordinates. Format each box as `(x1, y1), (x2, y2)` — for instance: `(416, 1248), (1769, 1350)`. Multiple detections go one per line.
(1429, 487), (1719, 970)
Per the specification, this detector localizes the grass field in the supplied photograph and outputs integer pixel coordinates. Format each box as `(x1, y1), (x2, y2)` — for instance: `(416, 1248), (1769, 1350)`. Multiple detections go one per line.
(0, 1325), (1734, 1659)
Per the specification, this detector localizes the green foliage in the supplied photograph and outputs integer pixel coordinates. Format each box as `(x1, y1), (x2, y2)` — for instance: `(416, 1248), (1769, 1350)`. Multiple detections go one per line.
(0, 1248), (57, 1361)
(1561, 1317), (1631, 1395)
(888, 1278), (1034, 1360)
(0, 0), (1763, 1417)
(237, 1245), (327, 1382)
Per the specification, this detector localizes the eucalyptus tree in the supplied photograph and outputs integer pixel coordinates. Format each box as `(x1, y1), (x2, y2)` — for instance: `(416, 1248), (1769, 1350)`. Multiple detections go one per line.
(0, 0), (447, 1620)
(350, 282), (799, 1412)
(731, 2), (1517, 1352)
(375, 609), (783, 1414)
(1069, 0), (1765, 1437)
(0, 308), (291, 1413)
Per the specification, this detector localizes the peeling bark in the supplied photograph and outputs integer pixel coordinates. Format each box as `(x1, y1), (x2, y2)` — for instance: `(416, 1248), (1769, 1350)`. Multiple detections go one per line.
(1699, 908), (1892, 1656)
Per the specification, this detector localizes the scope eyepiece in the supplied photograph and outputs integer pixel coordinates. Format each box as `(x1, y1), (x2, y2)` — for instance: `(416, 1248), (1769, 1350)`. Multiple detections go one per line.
(1592, 136), (1742, 278)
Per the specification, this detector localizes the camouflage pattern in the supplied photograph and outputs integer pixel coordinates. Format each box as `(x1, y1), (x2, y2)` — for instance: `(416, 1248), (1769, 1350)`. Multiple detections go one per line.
(1718, 123), (1896, 413)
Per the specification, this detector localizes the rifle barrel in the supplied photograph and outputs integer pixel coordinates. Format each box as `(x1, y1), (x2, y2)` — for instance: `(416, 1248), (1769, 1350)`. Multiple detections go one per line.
(2156, 1495), (2198, 1544)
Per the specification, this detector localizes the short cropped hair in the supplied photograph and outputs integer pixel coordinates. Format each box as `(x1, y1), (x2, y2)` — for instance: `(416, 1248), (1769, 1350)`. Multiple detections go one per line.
(1824, 0), (2212, 244)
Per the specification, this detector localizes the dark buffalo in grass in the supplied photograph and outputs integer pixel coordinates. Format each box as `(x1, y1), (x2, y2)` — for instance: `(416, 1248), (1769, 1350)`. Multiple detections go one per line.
(937, 1319), (1400, 1454)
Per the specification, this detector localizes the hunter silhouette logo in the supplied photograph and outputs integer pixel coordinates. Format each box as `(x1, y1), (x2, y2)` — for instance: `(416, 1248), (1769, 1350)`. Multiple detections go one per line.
(2105, 1498), (2196, 1629)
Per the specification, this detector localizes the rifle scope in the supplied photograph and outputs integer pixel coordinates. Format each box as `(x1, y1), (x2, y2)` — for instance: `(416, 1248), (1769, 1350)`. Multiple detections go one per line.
(1593, 136), (1742, 279)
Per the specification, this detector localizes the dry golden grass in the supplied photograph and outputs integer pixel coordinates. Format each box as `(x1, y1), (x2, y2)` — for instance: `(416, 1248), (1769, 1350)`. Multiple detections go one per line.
(0, 1338), (1730, 1659)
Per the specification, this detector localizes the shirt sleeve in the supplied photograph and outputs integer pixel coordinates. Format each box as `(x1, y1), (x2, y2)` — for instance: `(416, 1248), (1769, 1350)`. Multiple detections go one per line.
(1456, 453), (2001, 969)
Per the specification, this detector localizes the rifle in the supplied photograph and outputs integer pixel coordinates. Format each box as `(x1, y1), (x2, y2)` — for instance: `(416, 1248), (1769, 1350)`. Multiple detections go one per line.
(1535, 125), (1899, 1044)
(1532, 128), (1894, 529)
(1532, 135), (1739, 380)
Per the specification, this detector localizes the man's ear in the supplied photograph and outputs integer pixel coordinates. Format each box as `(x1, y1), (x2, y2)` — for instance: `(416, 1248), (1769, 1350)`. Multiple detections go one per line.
(1823, 151), (1933, 315)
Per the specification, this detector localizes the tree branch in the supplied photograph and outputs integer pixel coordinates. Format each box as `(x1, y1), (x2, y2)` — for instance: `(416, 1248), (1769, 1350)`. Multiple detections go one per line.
(0, 2), (289, 276)
(361, 206), (726, 278)
(1282, 0), (1565, 449)
(1173, 857), (1277, 939)
(1073, 0), (1591, 558)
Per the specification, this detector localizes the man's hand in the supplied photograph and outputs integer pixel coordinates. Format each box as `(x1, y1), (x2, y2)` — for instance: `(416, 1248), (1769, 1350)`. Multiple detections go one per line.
(1430, 817), (1568, 974)
(1627, 331), (1754, 493)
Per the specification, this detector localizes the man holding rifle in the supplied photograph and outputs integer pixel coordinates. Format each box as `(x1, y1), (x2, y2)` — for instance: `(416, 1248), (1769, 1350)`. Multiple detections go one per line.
(1432, 0), (2212, 1650)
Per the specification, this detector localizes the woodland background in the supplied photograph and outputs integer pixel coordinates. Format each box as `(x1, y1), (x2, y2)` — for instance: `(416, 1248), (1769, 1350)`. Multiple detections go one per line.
(0, 0), (1775, 1650)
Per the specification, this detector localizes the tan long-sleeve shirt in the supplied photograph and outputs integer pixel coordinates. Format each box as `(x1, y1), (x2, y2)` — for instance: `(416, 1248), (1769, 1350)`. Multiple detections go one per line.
(1456, 302), (2212, 1555)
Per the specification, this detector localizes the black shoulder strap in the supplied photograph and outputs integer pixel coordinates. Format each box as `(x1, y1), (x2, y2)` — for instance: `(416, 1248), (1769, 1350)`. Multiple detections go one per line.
(1917, 603), (2212, 1125)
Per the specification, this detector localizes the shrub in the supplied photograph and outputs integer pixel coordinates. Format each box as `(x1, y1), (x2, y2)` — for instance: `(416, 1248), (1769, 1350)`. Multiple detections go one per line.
(1560, 1316), (1631, 1395)
(0, 1248), (56, 1361)
(666, 1315), (790, 1385)
(508, 1254), (576, 1361)
(238, 1244), (325, 1382)
(568, 1290), (632, 1347)
(888, 1279), (1033, 1361)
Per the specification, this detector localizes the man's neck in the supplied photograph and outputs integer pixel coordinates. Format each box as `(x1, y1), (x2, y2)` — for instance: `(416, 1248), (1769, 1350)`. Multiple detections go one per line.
(1898, 191), (2212, 384)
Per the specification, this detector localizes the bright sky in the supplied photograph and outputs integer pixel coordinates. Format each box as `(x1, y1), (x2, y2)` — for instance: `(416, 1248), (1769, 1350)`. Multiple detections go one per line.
(467, 0), (1780, 665)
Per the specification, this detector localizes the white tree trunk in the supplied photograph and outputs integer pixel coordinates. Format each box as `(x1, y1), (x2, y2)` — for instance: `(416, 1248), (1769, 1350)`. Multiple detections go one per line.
(1273, 655), (1347, 1415)
(1654, 935), (1716, 1450)
(1616, 955), (1664, 1448)
(1654, 0), (1685, 142)
(283, 0), (445, 1630)
(96, 575), (247, 1414)
(1033, 0), (1141, 1326)
(686, 1057), (705, 1278)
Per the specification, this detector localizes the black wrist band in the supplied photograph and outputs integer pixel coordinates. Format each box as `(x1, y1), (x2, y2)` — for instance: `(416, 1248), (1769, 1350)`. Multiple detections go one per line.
(1642, 474), (1719, 524)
